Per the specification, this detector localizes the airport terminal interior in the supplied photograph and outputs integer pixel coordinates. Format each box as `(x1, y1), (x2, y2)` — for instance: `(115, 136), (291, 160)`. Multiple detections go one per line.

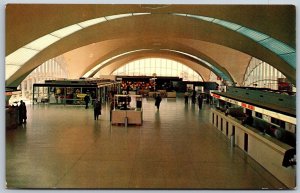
(5, 4), (296, 189)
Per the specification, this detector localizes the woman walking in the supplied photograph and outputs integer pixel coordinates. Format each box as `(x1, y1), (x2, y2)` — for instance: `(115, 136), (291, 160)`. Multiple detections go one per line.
(93, 99), (102, 120)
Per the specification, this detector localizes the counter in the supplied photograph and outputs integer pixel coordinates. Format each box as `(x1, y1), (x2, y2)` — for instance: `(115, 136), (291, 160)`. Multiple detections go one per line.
(210, 108), (295, 188)
(111, 109), (143, 125)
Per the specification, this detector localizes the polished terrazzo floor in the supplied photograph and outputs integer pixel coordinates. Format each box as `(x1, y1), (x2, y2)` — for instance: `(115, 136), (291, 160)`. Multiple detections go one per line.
(6, 97), (286, 189)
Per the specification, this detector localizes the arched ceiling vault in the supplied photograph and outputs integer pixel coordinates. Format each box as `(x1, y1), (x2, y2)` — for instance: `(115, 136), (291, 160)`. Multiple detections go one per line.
(6, 4), (295, 54)
(6, 4), (296, 87)
(96, 53), (212, 81)
(79, 40), (235, 82)
(91, 50), (221, 82)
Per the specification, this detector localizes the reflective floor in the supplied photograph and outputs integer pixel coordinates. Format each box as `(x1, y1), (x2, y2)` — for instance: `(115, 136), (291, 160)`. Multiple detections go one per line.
(6, 98), (286, 189)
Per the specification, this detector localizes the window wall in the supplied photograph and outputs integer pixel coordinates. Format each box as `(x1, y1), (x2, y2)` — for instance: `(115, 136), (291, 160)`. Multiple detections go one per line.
(112, 58), (203, 81)
(243, 57), (287, 90)
(10, 56), (69, 104)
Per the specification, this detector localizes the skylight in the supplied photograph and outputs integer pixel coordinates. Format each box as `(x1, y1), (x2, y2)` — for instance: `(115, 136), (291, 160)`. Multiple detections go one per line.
(237, 27), (269, 42)
(259, 38), (295, 55)
(77, 17), (107, 28)
(176, 13), (296, 69)
(51, 24), (83, 38)
(186, 14), (214, 22)
(132, 13), (151, 16)
(212, 19), (242, 30)
(172, 13), (187, 17)
(6, 47), (39, 65)
(280, 53), (296, 67)
(6, 65), (21, 79)
(24, 35), (60, 50)
(6, 11), (295, 82)
(105, 13), (133, 20)
(6, 13), (151, 81)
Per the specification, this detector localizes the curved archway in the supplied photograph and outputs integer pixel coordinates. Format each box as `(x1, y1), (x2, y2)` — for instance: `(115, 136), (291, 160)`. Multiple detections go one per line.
(96, 54), (212, 82)
(83, 48), (233, 83)
(6, 6), (296, 87)
(110, 57), (205, 82)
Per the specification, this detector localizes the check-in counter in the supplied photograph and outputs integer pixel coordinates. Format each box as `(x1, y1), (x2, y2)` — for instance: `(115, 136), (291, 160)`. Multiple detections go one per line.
(210, 108), (295, 188)
(111, 109), (143, 125)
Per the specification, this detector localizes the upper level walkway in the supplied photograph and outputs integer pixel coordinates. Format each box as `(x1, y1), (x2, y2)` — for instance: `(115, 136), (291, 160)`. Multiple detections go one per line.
(6, 97), (286, 189)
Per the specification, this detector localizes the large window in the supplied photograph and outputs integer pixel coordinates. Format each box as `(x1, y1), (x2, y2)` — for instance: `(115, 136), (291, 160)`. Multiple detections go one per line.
(9, 56), (69, 104)
(112, 58), (203, 81)
(243, 57), (288, 90)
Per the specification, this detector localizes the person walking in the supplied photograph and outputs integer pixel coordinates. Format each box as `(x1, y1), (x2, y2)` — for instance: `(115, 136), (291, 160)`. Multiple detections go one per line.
(184, 92), (189, 104)
(155, 94), (162, 110)
(197, 94), (203, 110)
(93, 99), (102, 120)
(191, 90), (196, 104)
(18, 100), (27, 124)
(84, 94), (90, 109)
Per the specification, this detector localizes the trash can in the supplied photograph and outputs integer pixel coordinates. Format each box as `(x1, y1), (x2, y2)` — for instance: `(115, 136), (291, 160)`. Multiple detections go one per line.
(230, 135), (235, 148)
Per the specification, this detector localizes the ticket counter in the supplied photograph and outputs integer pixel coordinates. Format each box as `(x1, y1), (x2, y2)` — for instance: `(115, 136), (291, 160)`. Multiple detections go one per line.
(210, 109), (295, 188)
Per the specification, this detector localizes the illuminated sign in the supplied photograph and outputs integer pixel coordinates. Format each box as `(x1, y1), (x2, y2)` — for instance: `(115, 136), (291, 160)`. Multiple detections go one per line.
(211, 93), (220, 99)
(241, 103), (255, 110)
(211, 92), (295, 124)
(77, 93), (87, 98)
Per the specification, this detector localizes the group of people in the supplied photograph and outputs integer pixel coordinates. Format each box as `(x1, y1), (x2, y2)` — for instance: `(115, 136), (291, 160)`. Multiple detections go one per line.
(184, 91), (205, 110)
(85, 90), (204, 119)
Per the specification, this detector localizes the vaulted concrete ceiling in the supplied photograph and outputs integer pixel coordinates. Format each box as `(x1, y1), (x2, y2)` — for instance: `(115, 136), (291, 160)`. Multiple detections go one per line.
(5, 4), (296, 87)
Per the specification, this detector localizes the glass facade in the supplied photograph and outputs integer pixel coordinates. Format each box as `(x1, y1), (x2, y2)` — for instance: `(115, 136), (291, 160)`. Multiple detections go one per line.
(112, 58), (203, 81)
(243, 57), (287, 90)
(9, 56), (69, 104)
